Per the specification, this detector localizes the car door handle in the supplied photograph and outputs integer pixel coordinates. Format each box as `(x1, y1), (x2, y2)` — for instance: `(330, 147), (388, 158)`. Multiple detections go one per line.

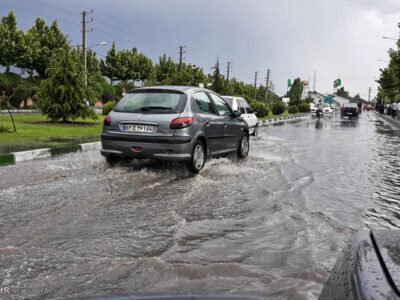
(206, 122), (210, 126)
(224, 123), (227, 127)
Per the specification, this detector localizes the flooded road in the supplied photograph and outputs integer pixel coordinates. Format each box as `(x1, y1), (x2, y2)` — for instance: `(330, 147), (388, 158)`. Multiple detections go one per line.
(1, 112), (400, 299)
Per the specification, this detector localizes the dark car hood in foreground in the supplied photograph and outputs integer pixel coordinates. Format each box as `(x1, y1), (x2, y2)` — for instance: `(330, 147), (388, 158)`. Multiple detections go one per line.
(319, 230), (400, 299)
(373, 230), (400, 294)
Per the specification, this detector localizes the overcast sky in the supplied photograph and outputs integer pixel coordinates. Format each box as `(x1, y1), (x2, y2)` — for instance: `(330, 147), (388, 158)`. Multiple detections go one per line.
(2, 0), (400, 99)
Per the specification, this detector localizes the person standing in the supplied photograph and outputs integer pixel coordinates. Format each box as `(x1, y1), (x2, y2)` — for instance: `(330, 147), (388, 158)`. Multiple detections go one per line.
(392, 102), (397, 118)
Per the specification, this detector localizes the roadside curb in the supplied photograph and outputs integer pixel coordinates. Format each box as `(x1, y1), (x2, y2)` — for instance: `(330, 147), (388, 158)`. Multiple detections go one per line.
(260, 114), (308, 126)
(0, 141), (101, 166)
(374, 112), (400, 129)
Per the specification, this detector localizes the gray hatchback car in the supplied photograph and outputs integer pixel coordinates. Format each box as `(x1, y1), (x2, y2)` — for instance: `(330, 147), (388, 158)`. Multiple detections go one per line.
(101, 86), (250, 173)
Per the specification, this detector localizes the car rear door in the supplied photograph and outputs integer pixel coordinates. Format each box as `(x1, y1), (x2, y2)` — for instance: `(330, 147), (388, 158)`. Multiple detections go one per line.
(209, 93), (242, 150)
(191, 91), (223, 153)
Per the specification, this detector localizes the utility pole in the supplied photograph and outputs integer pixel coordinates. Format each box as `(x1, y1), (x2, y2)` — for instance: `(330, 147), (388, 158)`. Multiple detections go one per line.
(178, 46), (186, 72)
(82, 11), (87, 86)
(254, 71), (259, 101)
(266, 69), (271, 101)
(368, 87), (371, 103)
(226, 61), (232, 82)
(313, 71), (317, 92)
(81, 10), (93, 87)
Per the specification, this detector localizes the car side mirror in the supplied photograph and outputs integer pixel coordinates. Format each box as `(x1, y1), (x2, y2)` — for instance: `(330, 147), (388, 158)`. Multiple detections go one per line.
(232, 110), (241, 118)
(253, 111), (257, 115)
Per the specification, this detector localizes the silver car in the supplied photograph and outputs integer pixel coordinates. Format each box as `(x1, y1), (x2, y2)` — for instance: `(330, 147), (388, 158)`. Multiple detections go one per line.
(101, 86), (250, 173)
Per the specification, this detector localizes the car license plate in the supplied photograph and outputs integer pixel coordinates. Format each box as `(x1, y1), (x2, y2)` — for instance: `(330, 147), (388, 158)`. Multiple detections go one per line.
(123, 124), (154, 133)
(346, 112), (353, 115)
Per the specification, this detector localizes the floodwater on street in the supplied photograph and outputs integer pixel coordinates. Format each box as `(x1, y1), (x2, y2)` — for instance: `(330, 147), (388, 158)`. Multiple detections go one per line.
(1, 111), (400, 299)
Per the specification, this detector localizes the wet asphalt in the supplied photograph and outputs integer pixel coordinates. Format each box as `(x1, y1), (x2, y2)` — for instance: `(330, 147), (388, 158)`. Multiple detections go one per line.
(1, 111), (399, 299)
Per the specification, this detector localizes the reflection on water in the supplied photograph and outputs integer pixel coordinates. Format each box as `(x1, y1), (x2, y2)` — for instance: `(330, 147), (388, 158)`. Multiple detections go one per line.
(0, 112), (399, 299)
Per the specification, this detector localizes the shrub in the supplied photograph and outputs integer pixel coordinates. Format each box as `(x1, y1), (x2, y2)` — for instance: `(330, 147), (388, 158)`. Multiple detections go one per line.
(288, 105), (298, 114)
(271, 101), (286, 115)
(298, 102), (310, 112)
(101, 85), (116, 104)
(103, 101), (115, 115)
(251, 102), (269, 118)
(0, 124), (10, 133)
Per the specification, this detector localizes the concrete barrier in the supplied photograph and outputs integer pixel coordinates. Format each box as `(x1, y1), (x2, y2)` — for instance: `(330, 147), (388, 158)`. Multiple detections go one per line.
(80, 141), (101, 151)
(12, 148), (51, 163)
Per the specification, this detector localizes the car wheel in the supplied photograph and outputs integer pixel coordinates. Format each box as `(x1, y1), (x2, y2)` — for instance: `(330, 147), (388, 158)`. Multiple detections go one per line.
(237, 133), (249, 159)
(189, 140), (205, 173)
(252, 124), (258, 137)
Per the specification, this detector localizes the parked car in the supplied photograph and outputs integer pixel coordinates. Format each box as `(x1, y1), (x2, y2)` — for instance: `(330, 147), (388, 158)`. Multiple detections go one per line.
(101, 86), (250, 173)
(340, 103), (360, 119)
(363, 104), (374, 111)
(222, 96), (259, 136)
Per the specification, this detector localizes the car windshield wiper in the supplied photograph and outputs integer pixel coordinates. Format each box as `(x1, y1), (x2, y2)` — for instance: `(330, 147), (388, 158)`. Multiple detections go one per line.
(140, 106), (173, 111)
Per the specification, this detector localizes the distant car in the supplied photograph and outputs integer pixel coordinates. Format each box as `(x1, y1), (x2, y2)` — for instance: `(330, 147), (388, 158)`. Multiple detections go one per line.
(323, 103), (334, 118)
(101, 86), (250, 173)
(311, 102), (332, 118)
(310, 103), (317, 117)
(363, 104), (374, 111)
(222, 96), (259, 136)
(340, 103), (359, 119)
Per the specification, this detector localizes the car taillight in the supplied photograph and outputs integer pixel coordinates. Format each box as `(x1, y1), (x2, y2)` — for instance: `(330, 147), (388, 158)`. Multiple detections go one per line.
(104, 115), (111, 126)
(324, 110), (329, 112)
(356, 108), (359, 112)
(341, 107), (344, 112)
(170, 117), (194, 129)
(311, 109), (315, 111)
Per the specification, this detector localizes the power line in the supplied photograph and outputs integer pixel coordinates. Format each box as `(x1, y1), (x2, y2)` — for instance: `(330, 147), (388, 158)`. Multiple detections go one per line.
(0, 2), (81, 27)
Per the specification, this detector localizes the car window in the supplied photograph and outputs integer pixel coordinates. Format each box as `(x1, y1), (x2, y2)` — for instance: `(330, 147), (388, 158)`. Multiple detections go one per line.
(192, 92), (217, 115)
(209, 93), (232, 116)
(114, 91), (184, 113)
(238, 100), (246, 114)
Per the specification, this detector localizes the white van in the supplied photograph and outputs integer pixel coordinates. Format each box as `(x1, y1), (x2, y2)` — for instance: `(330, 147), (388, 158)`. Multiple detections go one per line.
(222, 96), (259, 136)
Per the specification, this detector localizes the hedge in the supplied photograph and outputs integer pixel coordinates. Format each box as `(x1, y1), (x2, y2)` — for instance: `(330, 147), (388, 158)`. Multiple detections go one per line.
(271, 101), (286, 115)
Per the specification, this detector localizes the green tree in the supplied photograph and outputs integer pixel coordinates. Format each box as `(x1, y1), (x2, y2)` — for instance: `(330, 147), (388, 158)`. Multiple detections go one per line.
(0, 11), (25, 73)
(353, 94), (361, 101)
(211, 59), (224, 93)
(100, 44), (153, 84)
(287, 77), (303, 106)
(336, 87), (349, 97)
(100, 41), (119, 84)
(154, 54), (177, 83)
(36, 50), (95, 122)
(20, 18), (69, 78)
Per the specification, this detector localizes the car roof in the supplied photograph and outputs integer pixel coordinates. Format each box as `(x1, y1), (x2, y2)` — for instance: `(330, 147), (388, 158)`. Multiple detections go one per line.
(130, 86), (212, 94)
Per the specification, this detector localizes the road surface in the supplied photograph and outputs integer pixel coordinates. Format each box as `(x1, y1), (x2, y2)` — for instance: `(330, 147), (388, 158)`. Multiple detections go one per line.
(1, 111), (399, 299)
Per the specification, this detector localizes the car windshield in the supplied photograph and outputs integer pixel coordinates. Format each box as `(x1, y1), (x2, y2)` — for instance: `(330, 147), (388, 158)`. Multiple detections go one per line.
(344, 103), (357, 107)
(114, 91), (185, 113)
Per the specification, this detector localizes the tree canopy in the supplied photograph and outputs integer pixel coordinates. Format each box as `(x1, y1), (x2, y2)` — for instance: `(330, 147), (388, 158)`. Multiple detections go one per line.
(36, 50), (95, 122)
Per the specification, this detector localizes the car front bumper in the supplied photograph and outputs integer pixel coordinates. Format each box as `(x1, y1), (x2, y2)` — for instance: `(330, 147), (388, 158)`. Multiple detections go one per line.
(101, 132), (193, 161)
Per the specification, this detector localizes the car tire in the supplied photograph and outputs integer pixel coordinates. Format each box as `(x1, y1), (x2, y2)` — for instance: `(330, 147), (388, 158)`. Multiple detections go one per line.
(105, 155), (119, 166)
(189, 140), (206, 173)
(237, 133), (249, 159)
(252, 124), (258, 137)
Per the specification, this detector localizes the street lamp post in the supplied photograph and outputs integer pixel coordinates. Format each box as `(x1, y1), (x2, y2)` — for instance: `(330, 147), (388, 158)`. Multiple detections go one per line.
(382, 36), (397, 41)
(84, 42), (106, 86)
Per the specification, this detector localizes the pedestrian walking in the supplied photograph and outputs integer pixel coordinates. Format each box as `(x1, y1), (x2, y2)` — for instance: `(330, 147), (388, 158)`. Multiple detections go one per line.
(392, 102), (398, 118)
